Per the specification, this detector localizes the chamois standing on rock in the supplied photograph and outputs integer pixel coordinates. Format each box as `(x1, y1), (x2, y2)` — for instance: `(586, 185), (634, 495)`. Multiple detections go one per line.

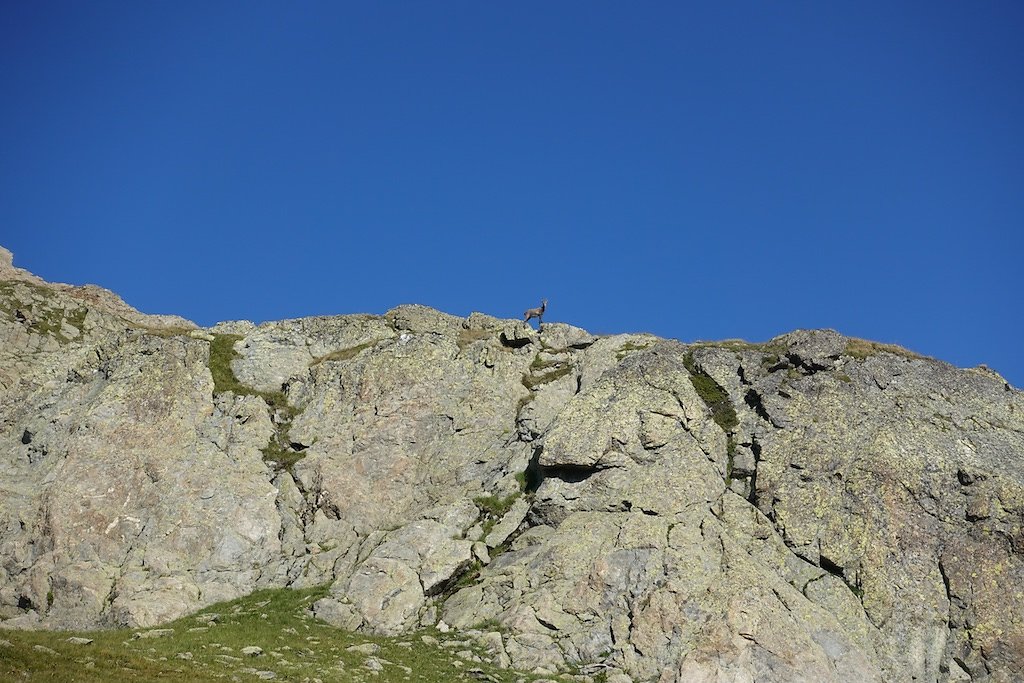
(524, 299), (547, 328)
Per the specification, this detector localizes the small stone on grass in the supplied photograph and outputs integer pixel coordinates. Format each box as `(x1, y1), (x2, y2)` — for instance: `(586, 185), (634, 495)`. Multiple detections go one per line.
(347, 643), (380, 655)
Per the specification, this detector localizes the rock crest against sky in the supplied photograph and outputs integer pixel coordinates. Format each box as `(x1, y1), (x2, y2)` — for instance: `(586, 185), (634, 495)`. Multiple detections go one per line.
(2, 253), (1022, 681)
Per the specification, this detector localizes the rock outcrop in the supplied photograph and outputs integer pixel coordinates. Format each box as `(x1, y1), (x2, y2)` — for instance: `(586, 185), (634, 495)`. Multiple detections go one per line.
(1, 248), (1021, 682)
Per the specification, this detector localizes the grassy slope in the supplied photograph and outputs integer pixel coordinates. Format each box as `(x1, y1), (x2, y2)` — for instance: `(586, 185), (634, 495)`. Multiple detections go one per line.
(0, 587), (543, 683)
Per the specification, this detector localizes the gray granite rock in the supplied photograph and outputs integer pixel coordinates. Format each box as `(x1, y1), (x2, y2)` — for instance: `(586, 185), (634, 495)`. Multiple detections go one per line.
(1, 247), (1022, 682)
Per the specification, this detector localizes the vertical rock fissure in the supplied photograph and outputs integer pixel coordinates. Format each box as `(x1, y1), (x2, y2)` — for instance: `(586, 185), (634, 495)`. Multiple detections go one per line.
(746, 438), (761, 507)
(936, 557), (979, 677)
(744, 388), (779, 428)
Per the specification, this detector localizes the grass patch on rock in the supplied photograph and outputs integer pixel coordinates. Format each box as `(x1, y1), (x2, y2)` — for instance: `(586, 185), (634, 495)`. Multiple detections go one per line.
(473, 490), (524, 540)
(311, 340), (380, 365)
(473, 492), (520, 519)
(521, 365), (573, 391)
(208, 334), (305, 471)
(456, 328), (493, 350)
(690, 339), (772, 353)
(0, 586), (539, 683)
(260, 433), (305, 470)
(683, 351), (739, 435)
(615, 340), (652, 360)
(514, 392), (535, 415)
(844, 338), (924, 361)
(209, 333), (248, 395)
(0, 280), (89, 345)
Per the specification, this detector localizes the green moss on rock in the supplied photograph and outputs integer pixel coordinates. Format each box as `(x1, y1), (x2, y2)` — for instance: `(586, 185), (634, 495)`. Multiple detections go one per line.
(683, 351), (738, 434)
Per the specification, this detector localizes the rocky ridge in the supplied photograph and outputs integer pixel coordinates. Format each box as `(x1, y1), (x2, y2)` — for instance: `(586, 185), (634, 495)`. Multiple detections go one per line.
(1, 248), (1022, 682)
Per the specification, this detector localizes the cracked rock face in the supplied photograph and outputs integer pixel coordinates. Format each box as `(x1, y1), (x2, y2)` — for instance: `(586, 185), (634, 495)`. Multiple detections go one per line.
(1, 248), (1022, 682)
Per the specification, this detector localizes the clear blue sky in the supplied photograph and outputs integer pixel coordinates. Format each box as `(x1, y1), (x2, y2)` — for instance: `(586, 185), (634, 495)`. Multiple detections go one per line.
(2, 2), (1022, 386)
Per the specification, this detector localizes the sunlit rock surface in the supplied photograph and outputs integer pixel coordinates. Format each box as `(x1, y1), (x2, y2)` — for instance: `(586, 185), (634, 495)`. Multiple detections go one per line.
(1, 246), (1021, 682)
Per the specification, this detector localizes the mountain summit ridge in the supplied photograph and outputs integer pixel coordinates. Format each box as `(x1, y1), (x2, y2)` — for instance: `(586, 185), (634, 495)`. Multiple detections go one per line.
(1, 247), (1021, 682)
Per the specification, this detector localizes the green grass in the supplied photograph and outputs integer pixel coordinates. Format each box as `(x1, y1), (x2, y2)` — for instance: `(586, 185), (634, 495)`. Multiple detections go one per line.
(725, 435), (737, 485)
(521, 365), (573, 391)
(311, 341), (380, 365)
(515, 356), (576, 416)
(682, 351), (738, 435)
(0, 586), (544, 683)
(208, 334), (249, 395)
(0, 280), (90, 345)
(65, 306), (88, 334)
(208, 334), (305, 471)
(261, 436), (305, 470)
(472, 490), (524, 542)
(615, 340), (651, 360)
(260, 402), (302, 472)
(456, 328), (493, 350)
(446, 560), (485, 594)
(688, 340), (791, 373)
(208, 334), (292, 414)
(844, 338), (924, 361)
(529, 354), (562, 372)
(469, 618), (506, 634)
(473, 492), (520, 520)
(683, 351), (741, 485)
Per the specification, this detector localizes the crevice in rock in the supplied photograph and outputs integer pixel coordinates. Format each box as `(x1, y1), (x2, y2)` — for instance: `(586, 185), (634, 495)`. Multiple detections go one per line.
(936, 556), (975, 677)
(98, 514), (153, 624)
(438, 508), (533, 602)
(536, 614), (559, 631)
(819, 553), (864, 603)
(608, 499), (632, 513)
(290, 469), (337, 527)
(744, 389), (779, 427)
(785, 352), (834, 376)
(800, 571), (828, 598)
(543, 464), (605, 484)
(746, 438), (761, 507)
(819, 554), (843, 577)
(567, 339), (595, 351)
(515, 356), (579, 441)
(957, 468), (984, 486)
(499, 331), (532, 349)
(424, 558), (476, 598)
(763, 355), (793, 373)
(523, 447), (544, 493)
(938, 558), (953, 614)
